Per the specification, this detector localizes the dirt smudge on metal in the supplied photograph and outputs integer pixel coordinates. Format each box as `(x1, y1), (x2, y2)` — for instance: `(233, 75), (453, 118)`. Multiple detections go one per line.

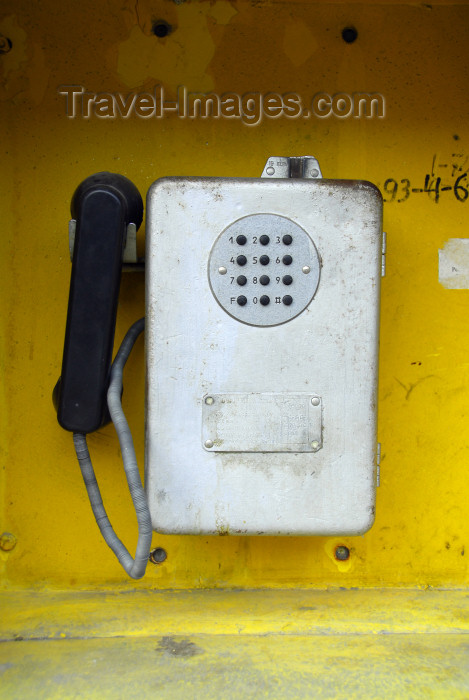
(156, 636), (204, 658)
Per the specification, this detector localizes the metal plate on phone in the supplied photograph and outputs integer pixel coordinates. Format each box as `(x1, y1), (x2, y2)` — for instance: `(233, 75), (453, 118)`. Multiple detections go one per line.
(202, 393), (322, 452)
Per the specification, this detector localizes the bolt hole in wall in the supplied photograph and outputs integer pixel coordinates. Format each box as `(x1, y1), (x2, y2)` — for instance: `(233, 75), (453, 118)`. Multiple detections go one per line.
(152, 20), (172, 38)
(341, 26), (358, 44)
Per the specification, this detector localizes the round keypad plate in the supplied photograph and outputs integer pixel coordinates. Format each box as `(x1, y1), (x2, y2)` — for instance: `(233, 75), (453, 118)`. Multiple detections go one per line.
(208, 214), (321, 327)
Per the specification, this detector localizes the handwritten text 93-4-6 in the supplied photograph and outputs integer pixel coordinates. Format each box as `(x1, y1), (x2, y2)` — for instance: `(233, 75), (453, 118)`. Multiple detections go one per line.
(378, 154), (468, 204)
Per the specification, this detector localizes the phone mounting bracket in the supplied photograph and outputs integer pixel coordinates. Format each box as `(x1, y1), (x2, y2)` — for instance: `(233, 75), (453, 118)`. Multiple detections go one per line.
(260, 155), (323, 179)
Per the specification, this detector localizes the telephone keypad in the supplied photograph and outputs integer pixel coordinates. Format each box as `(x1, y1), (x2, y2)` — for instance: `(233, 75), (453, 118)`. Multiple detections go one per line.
(208, 213), (321, 327)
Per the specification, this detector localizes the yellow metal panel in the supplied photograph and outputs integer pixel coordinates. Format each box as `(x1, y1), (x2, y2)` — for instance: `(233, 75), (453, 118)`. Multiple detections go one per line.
(2, 634), (469, 700)
(0, 590), (468, 699)
(0, 0), (468, 591)
(1, 589), (468, 639)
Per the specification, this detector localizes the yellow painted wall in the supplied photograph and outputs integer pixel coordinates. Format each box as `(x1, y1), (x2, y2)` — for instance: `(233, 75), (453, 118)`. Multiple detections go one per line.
(1, 0), (468, 589)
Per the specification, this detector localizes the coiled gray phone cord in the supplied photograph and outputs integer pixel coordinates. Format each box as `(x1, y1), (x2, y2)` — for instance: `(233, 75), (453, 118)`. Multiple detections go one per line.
(73, 318), (152, 579)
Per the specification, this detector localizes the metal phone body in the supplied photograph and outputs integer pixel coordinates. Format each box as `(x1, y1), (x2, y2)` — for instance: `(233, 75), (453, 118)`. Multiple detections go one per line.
(145, 175), (382, 536)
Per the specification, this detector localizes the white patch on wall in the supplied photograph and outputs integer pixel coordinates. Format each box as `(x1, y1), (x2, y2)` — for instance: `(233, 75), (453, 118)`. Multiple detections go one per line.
(439, 239), (469, 289)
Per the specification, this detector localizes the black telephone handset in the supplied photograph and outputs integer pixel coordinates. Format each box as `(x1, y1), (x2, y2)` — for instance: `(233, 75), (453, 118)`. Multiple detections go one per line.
(53, 172), (151, 580)
(53, 172), (143, 433)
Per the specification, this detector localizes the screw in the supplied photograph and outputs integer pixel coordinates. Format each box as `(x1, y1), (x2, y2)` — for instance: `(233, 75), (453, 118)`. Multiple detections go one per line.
(266, 167), (275, 176)
(205, 439), (214, 448)
(0, 532), (17, 552)
(310, 168), (319, 178)
(302, 266), (311, 274)
(311, 397), (320, 406)
(218, 266), (227, 275)
(149, 547), (167, 564)
(335, 545), (350, 561)
(310, 440), (320, 451)
(205, 396), (214, 405)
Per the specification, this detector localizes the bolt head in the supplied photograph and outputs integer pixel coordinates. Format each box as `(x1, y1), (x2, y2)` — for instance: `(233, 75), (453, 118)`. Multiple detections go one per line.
(205, 396), (214, 405)
(302, 266), (311, 274)
(335, 545), (350, 561)
(310, 440), (320, 451)
(311, 397), (320, 406)
(205, 439), (214, 449)
(218, 266), (227, 275)
(149, 547), (167, 564)
(266, 166), (275, 176)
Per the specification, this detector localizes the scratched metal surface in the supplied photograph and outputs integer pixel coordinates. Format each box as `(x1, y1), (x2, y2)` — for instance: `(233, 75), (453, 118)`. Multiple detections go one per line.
(145, 177), (381, 536)
(0, 0), (468, 588)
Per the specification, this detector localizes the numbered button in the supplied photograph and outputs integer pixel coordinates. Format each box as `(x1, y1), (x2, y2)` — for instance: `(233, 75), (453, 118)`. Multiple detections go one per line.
(237, 255), (247, 266)
(282, 275), (293, 285)
(236, 235), (247, 245)
(282, 234), (293, 245)
(237, 275), (247, 286)
(237, 295), (247, 306)
(260, 255), (270, 266)
(260, 295), (270, 306)
(260, 275), (270, 285)
(259, 235), (270, 245)
(282, 255), (292, 265)
(282, 295), (293, 306)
